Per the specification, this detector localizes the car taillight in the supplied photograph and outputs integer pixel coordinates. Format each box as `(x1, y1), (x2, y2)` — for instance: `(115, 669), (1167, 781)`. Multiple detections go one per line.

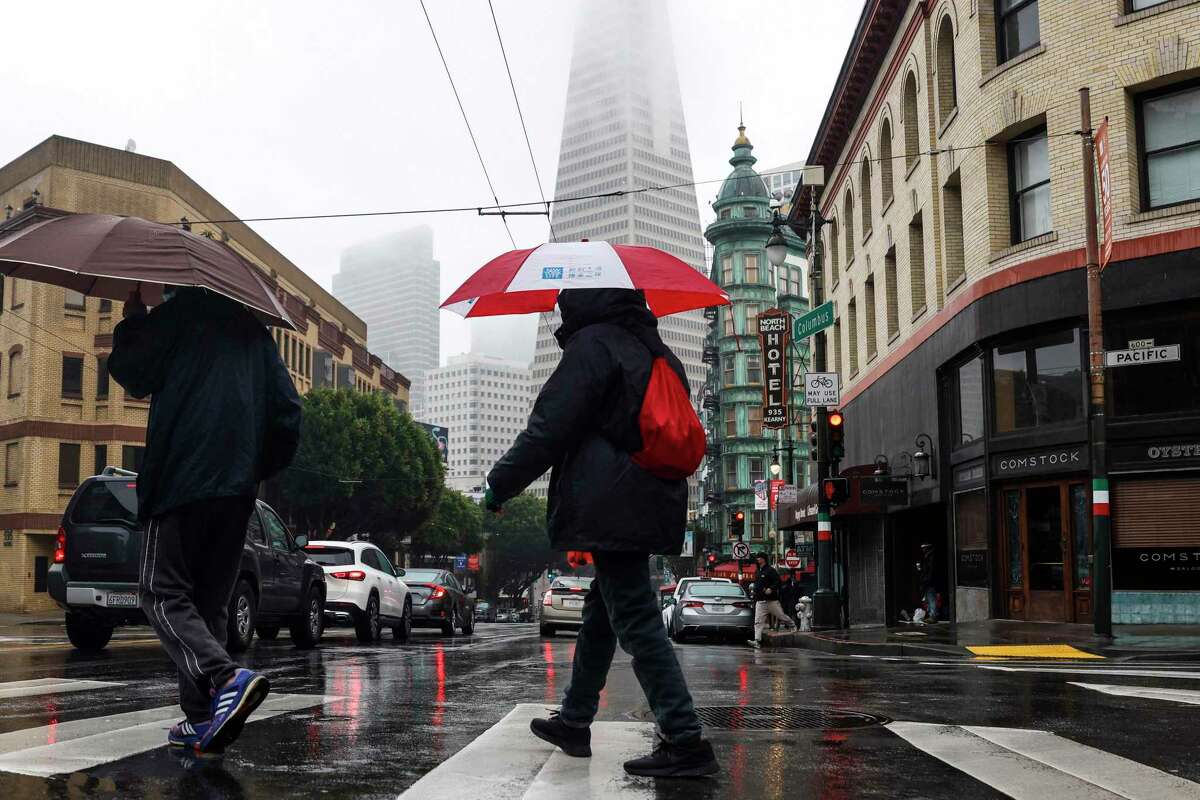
(733, 601), (752, 609)
(683, 601), (704, 609)
(331, 570), (366, 581)
(54, 527), (66, 564)
(569, 587), (585, 592)
(430, 586), (447, 599)
(543, 591), (553, 607)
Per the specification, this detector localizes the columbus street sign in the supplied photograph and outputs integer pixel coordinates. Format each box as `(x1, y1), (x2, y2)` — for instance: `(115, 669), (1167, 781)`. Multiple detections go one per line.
(793, 301), (834, 340)
(758, 308), (791, 430)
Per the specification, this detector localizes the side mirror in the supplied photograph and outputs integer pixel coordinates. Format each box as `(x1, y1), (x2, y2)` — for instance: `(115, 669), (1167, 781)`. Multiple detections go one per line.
(396, 568), (406, 578)
(664, 596), (677, 606)
(294, 535), (308, 548)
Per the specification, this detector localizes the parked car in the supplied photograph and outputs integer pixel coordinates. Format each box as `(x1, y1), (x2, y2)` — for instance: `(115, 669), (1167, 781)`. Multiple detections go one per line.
(664, 580), (753, 643)
(403, 568), (475, 635)
(303, 541), (411, 643)
(48, 469), (326, 653)
(662, 577), (734, 632)
(539, 576), (594, 636)
(474, 601), (493, 622)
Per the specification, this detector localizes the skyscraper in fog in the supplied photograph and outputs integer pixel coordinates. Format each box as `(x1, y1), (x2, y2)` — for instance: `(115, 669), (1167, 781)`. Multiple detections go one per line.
(334, 226), (439, 416)
(531, 0), (708, 506)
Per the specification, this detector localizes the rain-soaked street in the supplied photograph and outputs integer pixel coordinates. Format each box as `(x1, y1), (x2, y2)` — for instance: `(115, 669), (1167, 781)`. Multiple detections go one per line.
(1, 621), (1199, 799)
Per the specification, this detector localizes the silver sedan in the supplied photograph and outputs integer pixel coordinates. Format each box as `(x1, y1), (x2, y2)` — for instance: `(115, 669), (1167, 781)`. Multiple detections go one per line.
(666, 581), (754, 643)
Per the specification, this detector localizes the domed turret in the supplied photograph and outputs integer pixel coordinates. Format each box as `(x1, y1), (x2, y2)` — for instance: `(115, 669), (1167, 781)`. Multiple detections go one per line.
(716, 124), (771, 203)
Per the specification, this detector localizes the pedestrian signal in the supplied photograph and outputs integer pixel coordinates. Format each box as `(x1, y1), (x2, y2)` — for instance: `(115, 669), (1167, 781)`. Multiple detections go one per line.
(821, 477), (849, 506)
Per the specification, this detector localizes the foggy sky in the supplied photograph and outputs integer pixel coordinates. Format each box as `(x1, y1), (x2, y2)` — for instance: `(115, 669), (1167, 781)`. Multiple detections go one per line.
(5, 1), (862, 366)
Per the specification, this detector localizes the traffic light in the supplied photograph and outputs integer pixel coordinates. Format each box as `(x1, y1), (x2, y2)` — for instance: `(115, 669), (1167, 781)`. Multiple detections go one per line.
(728, 510), (746, 539)
(809, 420), (818, 451)
(705, 548), (718, 568)
(828, 409), (846, 461)
(821, 477), (850, 506)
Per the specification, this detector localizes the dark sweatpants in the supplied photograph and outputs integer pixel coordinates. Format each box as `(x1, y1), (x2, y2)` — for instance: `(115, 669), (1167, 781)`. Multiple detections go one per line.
(138, 497), (255, 723)
(560, 551), (703, 743)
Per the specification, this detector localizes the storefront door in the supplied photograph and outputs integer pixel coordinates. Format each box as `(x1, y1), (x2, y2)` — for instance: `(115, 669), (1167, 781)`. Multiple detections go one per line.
(999, 481), (1092, 622)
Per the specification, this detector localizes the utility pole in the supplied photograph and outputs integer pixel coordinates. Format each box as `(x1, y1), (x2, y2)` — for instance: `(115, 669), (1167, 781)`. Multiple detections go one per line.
(1079, 87), (1112, 637)
(807, 185), (839, 630)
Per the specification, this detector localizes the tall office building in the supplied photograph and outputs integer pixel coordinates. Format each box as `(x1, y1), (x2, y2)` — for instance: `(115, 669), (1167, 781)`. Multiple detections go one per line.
(531, 0), (709, 506)
(334, 226), (439, 416)
(423, 353), (534, 493)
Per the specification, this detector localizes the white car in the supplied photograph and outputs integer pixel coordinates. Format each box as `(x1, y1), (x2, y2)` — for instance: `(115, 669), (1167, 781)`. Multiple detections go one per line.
(303, 541), (411, 643)
(662, 577), (734, 631)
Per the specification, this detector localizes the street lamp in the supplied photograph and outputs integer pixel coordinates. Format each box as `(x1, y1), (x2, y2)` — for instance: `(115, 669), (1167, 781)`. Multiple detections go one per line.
(873, 455), (890, 476)
(770, 457), (782, 478)
(765, 228), (788, 268)
(912, 433), (935, 480)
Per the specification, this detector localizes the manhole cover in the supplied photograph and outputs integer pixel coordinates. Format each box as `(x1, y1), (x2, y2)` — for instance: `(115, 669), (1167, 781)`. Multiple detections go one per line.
(692, 706), (889, 731)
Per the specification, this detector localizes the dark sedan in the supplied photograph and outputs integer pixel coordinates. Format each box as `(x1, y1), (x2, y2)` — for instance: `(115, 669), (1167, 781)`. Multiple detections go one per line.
(405, 568), (475, 635)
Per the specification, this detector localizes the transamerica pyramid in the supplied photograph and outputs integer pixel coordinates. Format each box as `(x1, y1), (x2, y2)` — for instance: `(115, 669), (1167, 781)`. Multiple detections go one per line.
(530, 0), (708, 508)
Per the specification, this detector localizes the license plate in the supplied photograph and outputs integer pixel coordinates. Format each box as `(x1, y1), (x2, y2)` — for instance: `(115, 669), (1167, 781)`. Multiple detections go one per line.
(706, 604), (729, 613)
(563, 598), (585, 609)
(106, 592), (139, 608)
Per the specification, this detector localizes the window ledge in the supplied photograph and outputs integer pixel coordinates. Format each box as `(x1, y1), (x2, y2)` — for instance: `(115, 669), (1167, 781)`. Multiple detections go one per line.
(912, 304), (929, 324)
(1126, 199), (1200, 225)
(888, 330), (902, 346)
(906, 159), (921, 180)
(4, 482), (16, 488)
(980, 44), (1046, 89)
(946, 273), (969, 296)
(938, 106), (959, 139)
(849, 370), (860, 380)
(990, 231), (1059, 263)
(846, 257), (856, 271)
(1116, 0), (1200, 26)
(882, 196), (895, 216)
(862, 227), (874, 246)
(867, 351), (879, 366)
(61, 395), (83, 402)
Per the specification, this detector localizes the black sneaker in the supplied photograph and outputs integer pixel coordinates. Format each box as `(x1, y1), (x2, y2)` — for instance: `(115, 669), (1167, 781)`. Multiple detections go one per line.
(530, 712), (591, 758)
(624, 737), (719, 778)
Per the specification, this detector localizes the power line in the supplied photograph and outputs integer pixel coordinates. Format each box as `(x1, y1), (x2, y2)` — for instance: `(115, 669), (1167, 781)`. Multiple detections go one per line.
(486, 0), (556, 243)
(419, 0), (518, 249)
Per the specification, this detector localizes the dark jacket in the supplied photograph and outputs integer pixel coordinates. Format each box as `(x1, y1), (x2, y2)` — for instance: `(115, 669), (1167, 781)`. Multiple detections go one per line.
(108, 288), (302, 521)
(486, 289), (689, 554)
(754, 563), (782, 602)
(778, 577), (800, 613)
(918, 550), (936, 591)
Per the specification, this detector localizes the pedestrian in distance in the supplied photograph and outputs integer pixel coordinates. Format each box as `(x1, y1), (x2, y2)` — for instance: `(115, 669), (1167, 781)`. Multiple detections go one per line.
(484, 288), (719, 779)
(752, 553), (795, 646)
(918, 543), (939, 623)
(108, 287), (302, 755)
(778, 569), (801, 627)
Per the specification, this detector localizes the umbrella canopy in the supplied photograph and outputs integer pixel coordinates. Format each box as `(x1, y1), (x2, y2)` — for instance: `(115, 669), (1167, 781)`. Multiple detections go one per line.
(0, 213), (294, 329)
(441, 241), (730, 318)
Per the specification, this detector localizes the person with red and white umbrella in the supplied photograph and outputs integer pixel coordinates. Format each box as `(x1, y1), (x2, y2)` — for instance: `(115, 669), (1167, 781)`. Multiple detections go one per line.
(443, 241), (725, 778)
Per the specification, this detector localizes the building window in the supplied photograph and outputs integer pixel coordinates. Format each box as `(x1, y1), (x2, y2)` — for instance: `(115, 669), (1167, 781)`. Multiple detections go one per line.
(992, 328), (1083, 433)
(747, 353), (762, 384)
(745, 304), (760, 335)
(903, 72), (920, 171)
(62, 355), (83, 398)
(725, 456), (738, 489)
(936, 15), (957, 127)
(749, 457), (764, 484)
(956, 356), (985, 446)
(99, 298), (112, 314)
(864, 275), (878, 361)
(1106, 305), (1200, 418)
(883, 249), (899, 340)
(843, 190), (855, 264)
(122, 445), (146, 473)
(94, 444), (108, 476)
(724, 308), (735, 337)
(751, 511), (766, 540)
(833, 317), (843, 378)
(7, 347), (22, 396)
(860, 158), (873, 236)
(10, 279), (23, 310)
(880, 120), (894, 205)
(748, 406), (763, 437)
(58, 443), (81, 489)
(1008, 127), (1051, 243)
(64, 290), (86, 311)
(909, 213), (927, 313)
(847, 298), (860, 376)
(828, 218), (840, 285)
(724, 355), (736, 387)
(744, 253), (760, 284)
(721, 255), (734, 285)
(5, 442), (20, 486)
(719, 208), (732, 220)
(943, 170), (966, 285)
(1139, 83), (1200, 210)
(724, 406), (738, 438)
(997, 0), (1040, 64)
(743, 206), (759, 218)
(96, 355), (110, 400)
(1130, 0), (1170, 7)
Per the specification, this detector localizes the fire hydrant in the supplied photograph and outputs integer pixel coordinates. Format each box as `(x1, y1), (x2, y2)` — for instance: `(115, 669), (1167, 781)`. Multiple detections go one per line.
(796, 596), (814, 632)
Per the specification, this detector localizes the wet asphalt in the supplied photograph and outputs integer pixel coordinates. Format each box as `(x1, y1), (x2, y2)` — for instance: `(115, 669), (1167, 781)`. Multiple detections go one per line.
(0, 620), (1198, 799)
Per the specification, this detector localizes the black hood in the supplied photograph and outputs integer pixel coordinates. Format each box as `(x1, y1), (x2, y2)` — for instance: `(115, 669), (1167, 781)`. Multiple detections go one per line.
(554, 288), (658, 350)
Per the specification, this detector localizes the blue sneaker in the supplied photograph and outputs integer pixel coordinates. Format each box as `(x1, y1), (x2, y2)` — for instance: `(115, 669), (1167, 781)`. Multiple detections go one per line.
(167, 719), (211, 748)
(197, 669), (270, 753)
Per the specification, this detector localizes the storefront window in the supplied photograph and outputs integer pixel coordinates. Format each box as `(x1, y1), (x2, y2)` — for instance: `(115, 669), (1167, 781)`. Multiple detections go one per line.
(1106, 306), (1200, 418)
(1005, 489), (1021, 588)
(992, 329), (1083, 433)
(957, 356), (984, 446)
(954, 489), (988, 587)
(1071, 484), (1091, 590)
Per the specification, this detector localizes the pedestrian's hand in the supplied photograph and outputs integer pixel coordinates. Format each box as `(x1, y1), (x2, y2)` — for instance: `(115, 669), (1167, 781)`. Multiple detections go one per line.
(484, 487), (503, 514)
(765, 588), (773, 595)
(123, 289), (147, 319)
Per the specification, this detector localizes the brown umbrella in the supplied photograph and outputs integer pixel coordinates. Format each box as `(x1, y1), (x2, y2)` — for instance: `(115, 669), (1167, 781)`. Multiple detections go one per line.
(0, 213), (294, 329)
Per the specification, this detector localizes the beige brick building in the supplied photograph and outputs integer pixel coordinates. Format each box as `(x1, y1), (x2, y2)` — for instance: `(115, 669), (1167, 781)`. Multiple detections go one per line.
(784, 0), (1200, 626)
(0, 136), (409, 613)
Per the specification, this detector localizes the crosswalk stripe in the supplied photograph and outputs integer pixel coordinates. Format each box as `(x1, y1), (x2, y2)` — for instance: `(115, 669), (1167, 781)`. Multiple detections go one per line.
(0, 693), (338, 778)
(0, 678), (124, 699)
(888, 722), (1200, 799)
(1069, 682), (1200, 706)
(522, 722), (654, 800)
(981, 666), (1200, 680)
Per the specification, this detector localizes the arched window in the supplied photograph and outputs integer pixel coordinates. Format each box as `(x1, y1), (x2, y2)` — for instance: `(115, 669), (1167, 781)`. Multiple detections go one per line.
(936, 16), (957, 127)
(860, 157), (873, 236)
(828, 217), (840, 285)
(843, 190), (856, 264)
(880, 120), (894, 205)
(904, 72), (920, 171)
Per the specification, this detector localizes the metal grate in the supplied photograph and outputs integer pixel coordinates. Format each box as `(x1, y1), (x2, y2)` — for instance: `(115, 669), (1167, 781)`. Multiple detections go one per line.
(692, 706), (889, 731)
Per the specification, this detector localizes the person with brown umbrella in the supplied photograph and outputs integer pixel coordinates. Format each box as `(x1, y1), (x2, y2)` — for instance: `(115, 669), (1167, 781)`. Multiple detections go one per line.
(108, 285), (302, 754)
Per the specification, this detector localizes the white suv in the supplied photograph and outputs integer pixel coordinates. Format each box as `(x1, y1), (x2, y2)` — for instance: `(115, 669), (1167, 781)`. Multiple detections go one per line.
(303, 541), (410, 643)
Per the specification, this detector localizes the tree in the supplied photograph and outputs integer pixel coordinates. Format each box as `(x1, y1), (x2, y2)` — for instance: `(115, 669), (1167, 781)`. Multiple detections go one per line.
(480, 494), (563, 603)
(412, 489), (484, 565)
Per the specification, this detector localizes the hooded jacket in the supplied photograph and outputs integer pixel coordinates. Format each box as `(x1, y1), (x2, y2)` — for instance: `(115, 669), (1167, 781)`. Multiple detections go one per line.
(486, 288), (689, 554)
(108, 288), (302, 521)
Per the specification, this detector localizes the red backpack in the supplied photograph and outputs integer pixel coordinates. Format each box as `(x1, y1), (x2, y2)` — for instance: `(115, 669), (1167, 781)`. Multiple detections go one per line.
(632, 356), (706, 480)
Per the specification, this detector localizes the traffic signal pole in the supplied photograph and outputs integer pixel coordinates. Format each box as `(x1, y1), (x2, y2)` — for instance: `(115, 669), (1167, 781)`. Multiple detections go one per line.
(807, 185), (841, 630)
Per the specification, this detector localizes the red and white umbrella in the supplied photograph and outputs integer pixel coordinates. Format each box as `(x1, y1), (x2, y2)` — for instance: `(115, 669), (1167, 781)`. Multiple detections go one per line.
(440, 241), (730, 318)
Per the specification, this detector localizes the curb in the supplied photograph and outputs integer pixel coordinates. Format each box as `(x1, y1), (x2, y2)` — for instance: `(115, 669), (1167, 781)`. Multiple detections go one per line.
(763, 631), (969, 658)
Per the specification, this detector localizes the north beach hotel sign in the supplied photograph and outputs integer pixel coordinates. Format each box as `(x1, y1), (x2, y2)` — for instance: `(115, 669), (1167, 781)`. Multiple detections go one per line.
(991, 445), (1089, 478)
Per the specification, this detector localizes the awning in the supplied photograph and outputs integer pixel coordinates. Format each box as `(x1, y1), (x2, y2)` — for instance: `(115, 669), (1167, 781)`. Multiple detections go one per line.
(778, 466), (902, 529)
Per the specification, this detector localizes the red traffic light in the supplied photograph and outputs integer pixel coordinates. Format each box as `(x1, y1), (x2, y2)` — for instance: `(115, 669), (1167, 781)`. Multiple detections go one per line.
(828, 410), (844, 428)
(733, 511), (745, 522)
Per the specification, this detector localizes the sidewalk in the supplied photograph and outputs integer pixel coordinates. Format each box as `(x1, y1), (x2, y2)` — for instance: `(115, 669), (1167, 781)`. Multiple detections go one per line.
(766, 619), (1200, 661)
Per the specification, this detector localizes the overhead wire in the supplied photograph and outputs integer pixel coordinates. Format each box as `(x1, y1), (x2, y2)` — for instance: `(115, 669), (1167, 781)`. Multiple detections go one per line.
(419, 0), (518, 249)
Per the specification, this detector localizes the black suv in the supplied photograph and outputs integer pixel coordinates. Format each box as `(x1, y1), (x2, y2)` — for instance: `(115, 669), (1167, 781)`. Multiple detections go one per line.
(48, 469), (327, 652)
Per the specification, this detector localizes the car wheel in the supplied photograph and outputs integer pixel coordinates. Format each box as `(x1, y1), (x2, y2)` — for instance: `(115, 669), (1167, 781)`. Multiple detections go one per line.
(392, 600), (412, 643)
(256, 626), (280, 640)
(355, 593), (381, 643)
(441, 605), (458, 636)
(65, 613), (113, 651)
(226, 580), (256, 653)
(461, 606), (475, 635)
(289, 585), (324, 649)
(539, 624), (555, 637)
